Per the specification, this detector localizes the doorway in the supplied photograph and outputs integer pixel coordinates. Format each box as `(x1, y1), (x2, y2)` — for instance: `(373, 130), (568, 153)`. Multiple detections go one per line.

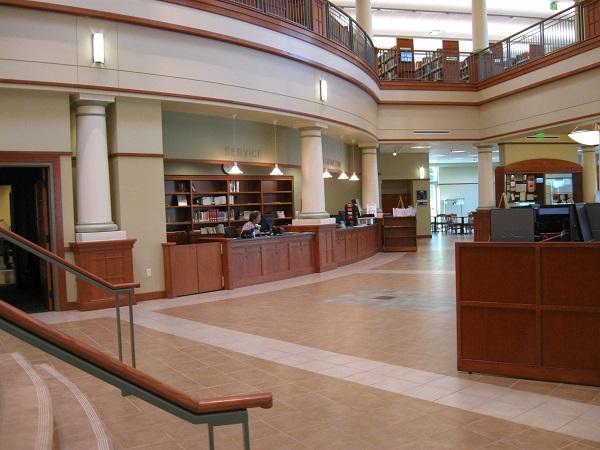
(0, 167), (53, 313)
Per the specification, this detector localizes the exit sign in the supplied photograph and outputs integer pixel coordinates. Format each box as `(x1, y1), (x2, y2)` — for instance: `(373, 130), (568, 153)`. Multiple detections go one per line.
(550, 1), (558, 10)
(535, 132), (545, 141)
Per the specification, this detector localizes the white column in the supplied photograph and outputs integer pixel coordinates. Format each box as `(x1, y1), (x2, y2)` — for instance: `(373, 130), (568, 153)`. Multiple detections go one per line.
(73, 94), (125, 241)
(361, 144), (380, 211)
(472, 0), (489, 52)
(356, 0), (373, 39)
(477, 145), (495, 209)
(292, 126), (335, 225)
(582, 146), (598, 202)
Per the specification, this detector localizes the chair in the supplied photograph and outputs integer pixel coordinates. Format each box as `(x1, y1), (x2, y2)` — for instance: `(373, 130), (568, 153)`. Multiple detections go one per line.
(446, 214), (458, 233)
(436, 214), (448, 232)
(464, 213), (475, 234)
(224, 226), (239, 238)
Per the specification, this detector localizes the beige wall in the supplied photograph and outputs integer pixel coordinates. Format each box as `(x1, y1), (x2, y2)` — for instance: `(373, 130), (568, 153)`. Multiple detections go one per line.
(0, 90), (71, 151)
(108, 99), (166, 295)
(500, 143), (579, 165)
(0, 185), (11, 228)
(324, 178), (362, 215)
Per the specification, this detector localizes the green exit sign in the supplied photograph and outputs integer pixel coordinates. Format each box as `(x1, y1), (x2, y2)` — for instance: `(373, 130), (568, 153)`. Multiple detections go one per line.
(550, 1), (558, 10)
(536, 132), (545, 141)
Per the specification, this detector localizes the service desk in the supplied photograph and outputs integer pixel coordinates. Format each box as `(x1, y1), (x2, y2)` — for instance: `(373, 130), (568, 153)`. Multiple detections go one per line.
(456, 241), (600, 386)
(193, 232), (315, 289)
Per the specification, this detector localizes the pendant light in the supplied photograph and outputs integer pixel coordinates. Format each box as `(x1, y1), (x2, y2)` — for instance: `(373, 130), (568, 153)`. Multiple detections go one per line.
(349, 140), (359, 181)
(230, 113), (243, 174)
(270, 119), (283, 176)
(338, 141), (349, 180)
(568, 123), (600, 146)
(322, 141), (332, 178)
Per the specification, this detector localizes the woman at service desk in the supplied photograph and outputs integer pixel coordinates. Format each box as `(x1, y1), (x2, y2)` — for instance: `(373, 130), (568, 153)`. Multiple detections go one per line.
(240, 211), (262, 238)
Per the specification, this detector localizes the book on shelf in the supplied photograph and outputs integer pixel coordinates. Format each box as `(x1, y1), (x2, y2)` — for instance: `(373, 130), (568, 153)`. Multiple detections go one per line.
(177, 195), (188, 206)
(199, 224), (225, 235)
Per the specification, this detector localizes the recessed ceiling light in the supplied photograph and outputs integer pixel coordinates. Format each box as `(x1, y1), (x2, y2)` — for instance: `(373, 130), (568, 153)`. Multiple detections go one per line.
(492, 150), (499, 153)
(392, 152), (397, 156)
(429, 30), (442, 36)
(450, 150), (466, 153)
(411, 145), (431, 149)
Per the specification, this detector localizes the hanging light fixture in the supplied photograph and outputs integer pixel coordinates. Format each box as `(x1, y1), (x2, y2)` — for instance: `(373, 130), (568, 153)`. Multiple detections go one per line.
(230, 113), (243, 174)
(568, 123), (600, 146)
(349, 140), (359, 181)
(323, 140), (332, 178)
(270, 119), (283, 176)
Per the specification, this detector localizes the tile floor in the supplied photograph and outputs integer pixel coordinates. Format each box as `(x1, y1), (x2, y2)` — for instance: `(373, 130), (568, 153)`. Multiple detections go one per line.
(2, 234), (600, 449)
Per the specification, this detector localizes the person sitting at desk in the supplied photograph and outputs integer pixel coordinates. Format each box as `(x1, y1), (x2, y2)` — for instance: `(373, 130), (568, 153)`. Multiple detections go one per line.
(240, 211), (262, 238)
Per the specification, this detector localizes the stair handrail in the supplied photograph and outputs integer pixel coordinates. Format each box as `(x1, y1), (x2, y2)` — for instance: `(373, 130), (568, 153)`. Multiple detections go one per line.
(0, 226), (139, 366)
(0, 300), (272, 449)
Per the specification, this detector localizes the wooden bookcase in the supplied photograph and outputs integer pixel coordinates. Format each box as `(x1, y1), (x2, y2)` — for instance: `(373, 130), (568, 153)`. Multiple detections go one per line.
(382, 216), (417, 252)
(165, 175), (294, 242)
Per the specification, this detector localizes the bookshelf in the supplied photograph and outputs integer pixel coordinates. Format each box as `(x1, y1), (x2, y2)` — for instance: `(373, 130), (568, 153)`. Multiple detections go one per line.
(382, 216), (417, 252)
(415, 40), (460, 82)
(165, 175), (294, 242)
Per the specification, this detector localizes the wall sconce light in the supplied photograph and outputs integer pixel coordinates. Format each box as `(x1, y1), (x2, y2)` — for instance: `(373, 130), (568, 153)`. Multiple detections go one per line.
(418, 166), (426, 179)
(92, 33), (105, 64)
(319, 79), (328, 102)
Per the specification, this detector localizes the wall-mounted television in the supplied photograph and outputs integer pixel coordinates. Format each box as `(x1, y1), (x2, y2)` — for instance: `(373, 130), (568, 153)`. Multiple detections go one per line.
(400, 50), (413, 62)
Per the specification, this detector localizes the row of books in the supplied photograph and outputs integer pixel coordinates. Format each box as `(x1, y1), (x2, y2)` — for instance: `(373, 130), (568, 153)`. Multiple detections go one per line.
(229, 180), (241, 192)
(195, 195), (227, 205)
(197, 224), (226, 235)
(193, 209), (228, 223)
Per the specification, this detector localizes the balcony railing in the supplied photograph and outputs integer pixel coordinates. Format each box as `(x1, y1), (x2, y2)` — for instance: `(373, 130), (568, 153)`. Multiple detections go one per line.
(474, 1), (592, 82)
(229, 0), (377, 69)
(378, 48), (473, 83)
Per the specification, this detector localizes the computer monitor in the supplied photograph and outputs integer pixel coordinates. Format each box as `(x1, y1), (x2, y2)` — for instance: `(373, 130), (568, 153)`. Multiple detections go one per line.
(336, 210), (347, 225)
(400, 50), (413, 62)
(259, 214), (273, 233)
(536, 205), (571, 236)
(574, 203), (593, 242)
(490, 208), (535, 242)
(585, 203), (600, 240)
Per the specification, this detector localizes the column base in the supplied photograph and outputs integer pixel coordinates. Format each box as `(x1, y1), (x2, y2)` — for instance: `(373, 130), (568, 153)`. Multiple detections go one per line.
(75, 230), (127, 242)
(76, 222), (119, 233)
(292, 218), (336, 225)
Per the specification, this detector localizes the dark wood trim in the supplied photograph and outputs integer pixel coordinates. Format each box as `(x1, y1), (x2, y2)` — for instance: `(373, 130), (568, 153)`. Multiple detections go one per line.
(0, 299), (273, 412)
(135, 290), (165, 302)
(0, 78), (379, 141)
(416, 235), (432, 239)
(0, 151), (70, 311)
(109, 153), (164, 159)
(380, 82), (477, 92)
(0, 0), (380, 101)
(503, 158), (583, 174)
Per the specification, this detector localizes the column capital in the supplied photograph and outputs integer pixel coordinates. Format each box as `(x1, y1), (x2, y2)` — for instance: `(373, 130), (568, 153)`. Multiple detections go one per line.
(475, 144), (495, 151)
(71, 93), (115, 107)
(581, 146), (598, 153)
(359, 142), (378, 153)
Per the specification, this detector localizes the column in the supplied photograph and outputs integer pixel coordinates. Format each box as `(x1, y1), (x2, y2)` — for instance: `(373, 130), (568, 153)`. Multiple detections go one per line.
(582, 146), (598, 202)
(356, 0), (373, 39)
(472, 0), (489, 52)
(477, 145), (495, 209)
(361, 144), (380, 211)
(292, 125), (335, 225)
(72, 94), (125, 241)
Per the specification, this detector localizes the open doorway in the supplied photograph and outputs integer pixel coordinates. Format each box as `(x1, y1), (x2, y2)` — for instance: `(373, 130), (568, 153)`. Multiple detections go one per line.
(0, 167), (53, 313)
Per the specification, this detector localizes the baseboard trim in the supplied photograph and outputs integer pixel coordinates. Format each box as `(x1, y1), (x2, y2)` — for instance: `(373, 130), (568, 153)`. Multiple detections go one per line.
(417, 235), (432, 239)
(135, 291), (166, 302)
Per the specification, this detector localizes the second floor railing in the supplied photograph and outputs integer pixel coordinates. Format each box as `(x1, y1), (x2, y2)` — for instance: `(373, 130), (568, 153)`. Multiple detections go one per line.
(229, 0), (377, 69)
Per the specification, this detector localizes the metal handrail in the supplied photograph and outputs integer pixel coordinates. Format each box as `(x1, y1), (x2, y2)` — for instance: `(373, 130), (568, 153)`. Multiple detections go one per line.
(0, 227), (139, 367)
(228, 0), (377, 70)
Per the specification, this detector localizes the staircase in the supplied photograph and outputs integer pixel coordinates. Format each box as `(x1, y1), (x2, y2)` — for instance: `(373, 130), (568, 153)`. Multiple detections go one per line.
(0, 352), (113, 450)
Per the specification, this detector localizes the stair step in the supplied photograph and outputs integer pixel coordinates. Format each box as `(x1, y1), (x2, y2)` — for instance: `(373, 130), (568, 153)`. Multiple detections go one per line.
(0, 352), (53, 450)
(35, 363), (113, 450)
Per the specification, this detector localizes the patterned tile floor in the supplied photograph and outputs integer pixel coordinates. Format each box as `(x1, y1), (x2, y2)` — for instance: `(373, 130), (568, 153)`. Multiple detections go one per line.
(2, 234), (600, 449)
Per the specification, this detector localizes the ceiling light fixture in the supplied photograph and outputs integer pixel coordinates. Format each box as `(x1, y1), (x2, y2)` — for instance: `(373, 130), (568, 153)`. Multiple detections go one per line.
(450, 149), (466, 153)
(411, 145), (431, 149)
(429, 30), (442, 36)
(568, 124), (600, 146)
(270, 120), (283, 176)
(349, 140), (359, 181)
(230, 114), (243, 174)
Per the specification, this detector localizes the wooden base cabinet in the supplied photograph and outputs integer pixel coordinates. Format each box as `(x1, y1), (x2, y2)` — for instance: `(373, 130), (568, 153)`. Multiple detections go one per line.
(383, 216), (417, 251)
(456, 242), (600, 386)
(163, 242), (223, 298)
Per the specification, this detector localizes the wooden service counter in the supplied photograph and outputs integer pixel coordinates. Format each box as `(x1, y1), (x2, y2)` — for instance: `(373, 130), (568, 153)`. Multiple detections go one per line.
(193, 232), (315, 289)
(456, 241), (600, 386)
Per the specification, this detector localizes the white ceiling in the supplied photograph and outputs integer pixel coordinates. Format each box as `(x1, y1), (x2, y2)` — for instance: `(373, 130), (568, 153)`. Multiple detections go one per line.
(331, 0), (575, 50)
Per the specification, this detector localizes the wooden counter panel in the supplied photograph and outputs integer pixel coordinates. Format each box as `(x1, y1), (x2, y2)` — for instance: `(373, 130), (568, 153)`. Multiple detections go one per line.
(170, 244), (200, 297)
(542, 311), (600, 371)
(541, 246), (600, 307)
(457, 242), (600, 386)
(458, 246), (536, 304)
(460, 306), (536, 365)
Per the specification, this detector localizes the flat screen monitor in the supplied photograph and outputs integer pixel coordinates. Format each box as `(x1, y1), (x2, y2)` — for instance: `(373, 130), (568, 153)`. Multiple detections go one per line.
(336, 210), (347, 225)
(536, 205), (571, 235)
(259, 215), (273, 233)
(585, 203), (600, 240)
(490, 208), (535, 242)
(575, 203), (592, 242)
(400, 50), (413, 62)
